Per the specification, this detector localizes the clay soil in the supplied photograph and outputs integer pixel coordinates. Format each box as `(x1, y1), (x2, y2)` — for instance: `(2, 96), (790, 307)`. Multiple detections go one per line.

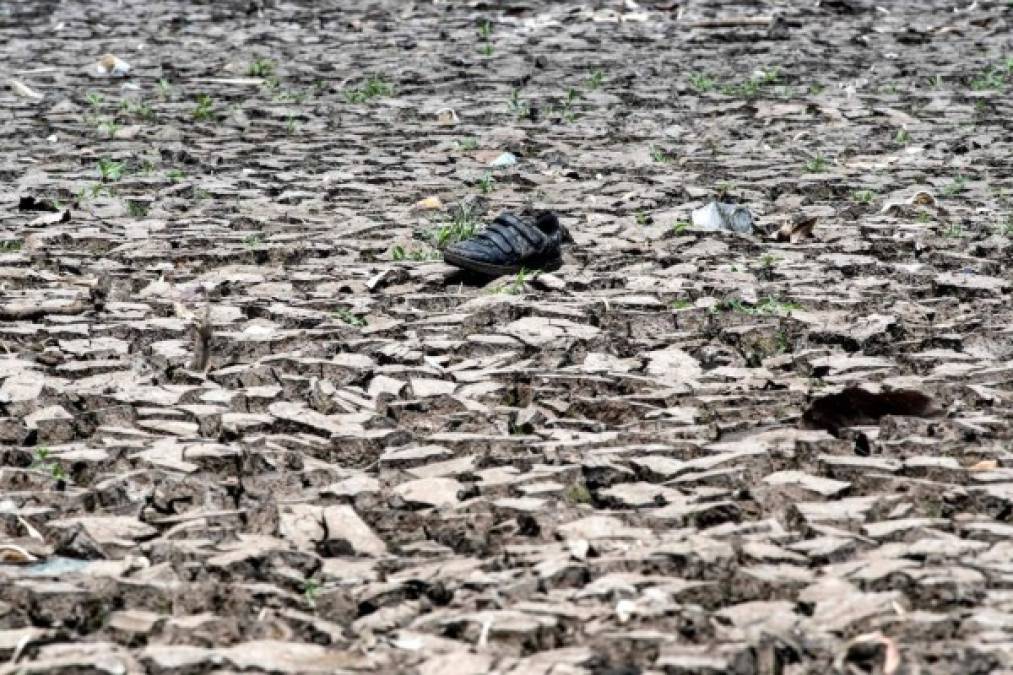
(1, 1), (1012, 673)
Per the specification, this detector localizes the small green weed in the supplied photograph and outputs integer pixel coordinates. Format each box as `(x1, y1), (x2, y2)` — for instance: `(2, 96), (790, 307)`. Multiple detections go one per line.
(85, 92), (104, 108)
(32, 447), (66, 481)
(942, 223), (965, 238)
(922, 500), (945, 519)
(564, 483), (593, 505)
(167, 169), (186, 183)
(193, 94), (215, 121)
(97, 119), (120, 136)
(302, 578), (321, 607)
(344, 76), (392, 103)
(121, 98), (154, 121)
(261, 75), (281, 92)
(273, 89), (309, 104)
(688, 73), (715, 92)
(457, 137), (479, 151)
(942, 175), (968, 196)
(157, 79), (172, 98)
(560, 87), (581, 122)
(803, 153), (828, 173)
(333, 308), (367, 327)
(431, 206), (479, 249)
(97, 158), (124, 182)
(672, 220), (689, 234)
(478, 19), (493, 56)
(495, 268), (534, 295)
(391, 244), (439, 261)
(994, 214), (1013, 237)
(721, 68), (779, 97)
(971, 66), (1006, 91)
(248, 57), (275, 77)
(754, 297), (802, 315)
(477, 172), (495, 194)
(671, 299), (692, 310)
(895, 128), (910, 145)
(757, 253), (778, 281)
(243, 234), (263, 247)
(0, 240), (23, 252)
(127, 201), (149, 218)
(586, 69), (604, 90)
(775, 330), (791, 353)
(852, 189), (875, 204)
(650, 145), (673, 163)
(714, 296), (801, 316)
(508, 88), (530, 118)
(78, 183), (110, 201)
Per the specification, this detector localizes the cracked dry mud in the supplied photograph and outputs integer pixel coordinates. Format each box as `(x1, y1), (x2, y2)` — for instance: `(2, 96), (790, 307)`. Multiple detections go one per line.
(1, 1), (1012, 673)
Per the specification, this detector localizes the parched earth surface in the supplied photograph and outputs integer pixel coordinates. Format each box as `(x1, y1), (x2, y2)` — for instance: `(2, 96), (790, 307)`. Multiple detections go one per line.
(1, 0), (1012, 673)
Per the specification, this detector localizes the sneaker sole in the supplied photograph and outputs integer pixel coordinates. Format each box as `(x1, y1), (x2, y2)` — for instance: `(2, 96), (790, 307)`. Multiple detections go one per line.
(443, 251), (562, 277)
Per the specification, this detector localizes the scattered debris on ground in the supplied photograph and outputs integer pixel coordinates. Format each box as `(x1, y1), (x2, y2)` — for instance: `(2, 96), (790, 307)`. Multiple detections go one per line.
(0, 1), (1011, 672)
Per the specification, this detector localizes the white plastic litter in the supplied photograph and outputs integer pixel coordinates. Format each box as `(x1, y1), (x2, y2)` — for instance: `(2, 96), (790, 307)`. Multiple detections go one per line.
(489, 152), (517, 168)
(691, 201), (754, 234)
(95, 54), (131, 77)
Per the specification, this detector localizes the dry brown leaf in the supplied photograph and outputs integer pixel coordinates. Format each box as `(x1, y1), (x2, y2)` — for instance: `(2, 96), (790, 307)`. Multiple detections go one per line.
(967, 459), (998, 472)
(0, 543), (39, 564)
(415, 196), (444, 210)
(95, 53), (131, 76)
(777, 214), (817, 242)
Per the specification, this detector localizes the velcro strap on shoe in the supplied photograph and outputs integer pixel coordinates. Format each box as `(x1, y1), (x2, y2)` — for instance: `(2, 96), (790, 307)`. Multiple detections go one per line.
(492, 213), (547, 250)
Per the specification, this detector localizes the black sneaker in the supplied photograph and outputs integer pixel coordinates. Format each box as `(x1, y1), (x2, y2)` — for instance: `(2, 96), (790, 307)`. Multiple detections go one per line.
(443, 211), (568, 277)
